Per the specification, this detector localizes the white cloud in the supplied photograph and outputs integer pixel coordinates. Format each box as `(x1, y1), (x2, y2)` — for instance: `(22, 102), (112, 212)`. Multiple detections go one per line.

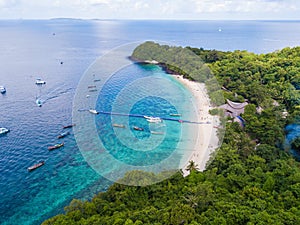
(89, 0), (110, 4)
(134, 1), (149, 10)
(192, 0), (298, 13)
(0, 0), (18, 8)
(0, 0), (299, 19)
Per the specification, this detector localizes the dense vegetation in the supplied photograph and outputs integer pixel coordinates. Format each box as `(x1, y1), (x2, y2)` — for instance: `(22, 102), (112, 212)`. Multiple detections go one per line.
(44, 42), (300, 225)
(131, 41), (213, 82)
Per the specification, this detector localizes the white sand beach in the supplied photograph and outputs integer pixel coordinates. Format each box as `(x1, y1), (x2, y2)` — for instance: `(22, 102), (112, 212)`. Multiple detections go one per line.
(174, 75), (220, 176)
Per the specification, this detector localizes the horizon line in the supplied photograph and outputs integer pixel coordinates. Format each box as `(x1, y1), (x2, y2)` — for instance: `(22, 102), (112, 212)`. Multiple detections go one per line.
(0, 18), (300, 22)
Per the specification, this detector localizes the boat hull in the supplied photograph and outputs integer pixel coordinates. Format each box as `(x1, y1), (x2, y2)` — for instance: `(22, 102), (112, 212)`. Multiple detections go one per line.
(57, 132), (70, 139)
(89, 109), (99, 114)
(28, 161), (45, 172)
(0, 86), (6, 94)
(63, 124), (76, 129)
(133, 126), (144, 131)
(48, 143), (64, 150)
(0, 128), (10, 135)
(113, 124), (125, 128)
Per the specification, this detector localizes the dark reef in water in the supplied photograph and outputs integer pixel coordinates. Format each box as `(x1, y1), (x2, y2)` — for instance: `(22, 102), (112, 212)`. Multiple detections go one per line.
(285, 123), (300, 157)
(292, 136), (300, 151)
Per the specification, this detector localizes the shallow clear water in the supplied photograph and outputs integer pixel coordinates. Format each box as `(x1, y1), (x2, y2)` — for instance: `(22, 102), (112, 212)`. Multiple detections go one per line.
(1, 19), (300, 225)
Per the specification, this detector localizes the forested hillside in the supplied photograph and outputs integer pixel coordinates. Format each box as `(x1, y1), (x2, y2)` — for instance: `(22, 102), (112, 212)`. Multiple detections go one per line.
(43, 42), (300, 225)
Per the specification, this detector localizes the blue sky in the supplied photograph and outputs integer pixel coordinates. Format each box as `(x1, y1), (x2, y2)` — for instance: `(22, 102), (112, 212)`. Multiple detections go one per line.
(0, 0), (299, 20)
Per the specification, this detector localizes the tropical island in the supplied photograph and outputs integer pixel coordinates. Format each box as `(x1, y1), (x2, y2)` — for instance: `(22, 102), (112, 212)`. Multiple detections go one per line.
(43, 42), (300, 225)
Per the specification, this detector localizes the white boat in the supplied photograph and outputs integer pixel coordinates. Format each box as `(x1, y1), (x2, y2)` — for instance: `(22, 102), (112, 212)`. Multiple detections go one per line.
(144, 116), (162, 123)
(0, 127), (10, 135)
(112, 123), (125, 128)
(170, 113), (181, 117)
(89, 109), (99, 114)
(35, 78), (46, 85)
(36, 98), (42, 107)
(0, 86), (6, 94)
(150, 131), (164, 135)
(147, 118), (162, 123)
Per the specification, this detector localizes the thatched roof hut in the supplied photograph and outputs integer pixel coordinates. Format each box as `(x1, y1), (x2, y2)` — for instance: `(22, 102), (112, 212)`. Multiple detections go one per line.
(220, 99), (248, 117)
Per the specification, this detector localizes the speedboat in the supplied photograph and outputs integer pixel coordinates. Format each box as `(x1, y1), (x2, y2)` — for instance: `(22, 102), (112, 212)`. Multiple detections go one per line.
(48, 142), (64, 150)
(35, 78), (46, 85)
(36, 98), (42, 107)
(28, 161), (45, 172)
(144, 116), (162, 123)
(0, 127), (10, 135)
(89, 109), (99, 114)
(57, 131), (70, 139)
(0, 86), (6, 94)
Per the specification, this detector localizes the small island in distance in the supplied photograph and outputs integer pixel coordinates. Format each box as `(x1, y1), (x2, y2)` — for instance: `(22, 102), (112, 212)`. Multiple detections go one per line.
(43, 42), (300, 225)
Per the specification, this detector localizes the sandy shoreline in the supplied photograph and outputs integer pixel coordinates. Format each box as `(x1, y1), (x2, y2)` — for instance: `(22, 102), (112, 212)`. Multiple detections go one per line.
(173, 75), (220, 176)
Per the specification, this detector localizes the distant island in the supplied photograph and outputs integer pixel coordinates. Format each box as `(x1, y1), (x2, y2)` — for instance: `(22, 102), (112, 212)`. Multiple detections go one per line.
(43, 43), (300, 225)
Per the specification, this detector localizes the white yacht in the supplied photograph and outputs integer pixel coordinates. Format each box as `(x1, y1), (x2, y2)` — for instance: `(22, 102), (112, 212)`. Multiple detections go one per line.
(89, 109), (99, 114)
(0, 86), (6, 94)
(36, 98), (42, 107)
(0, 127), (10, 135)
(144, 116), (162, 123)
(35, 78), (46, 85)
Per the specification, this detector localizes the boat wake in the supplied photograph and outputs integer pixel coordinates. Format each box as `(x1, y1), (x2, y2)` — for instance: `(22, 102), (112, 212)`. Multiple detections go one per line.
(36, 85), (73, 106)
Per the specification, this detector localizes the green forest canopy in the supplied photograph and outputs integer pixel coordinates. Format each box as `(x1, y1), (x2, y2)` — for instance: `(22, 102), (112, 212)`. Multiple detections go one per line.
(43, 43), (300, 225)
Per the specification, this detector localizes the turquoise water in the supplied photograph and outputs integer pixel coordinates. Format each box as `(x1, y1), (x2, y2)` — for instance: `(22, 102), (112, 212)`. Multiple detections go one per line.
(1, 19), (300, 224)
(72, 53), (197, 185)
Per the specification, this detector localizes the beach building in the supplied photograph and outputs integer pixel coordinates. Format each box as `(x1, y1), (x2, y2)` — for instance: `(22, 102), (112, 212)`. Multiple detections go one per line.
(220, 99), (248, 117)
(220, 99), (248, 127)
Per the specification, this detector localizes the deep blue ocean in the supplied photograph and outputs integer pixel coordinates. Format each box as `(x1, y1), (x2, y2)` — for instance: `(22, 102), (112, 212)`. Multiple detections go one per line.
(1, 20), (300, 225)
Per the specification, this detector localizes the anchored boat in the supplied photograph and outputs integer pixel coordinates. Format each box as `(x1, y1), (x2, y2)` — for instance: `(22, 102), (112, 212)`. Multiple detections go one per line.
(0, 86), (6, 94)
(57, 131), (70, 139)
(35, 78), (46, 85)
(48, 142), (64, 150)
(63, 124), (76, 129)
(113, 124), (125, 128)
(133, 126), (144, 131)
(150, 131), (164, 135)
(28, 161), (45, 172)
(170, 113), (181, 117)
(144, 116), (162, 123)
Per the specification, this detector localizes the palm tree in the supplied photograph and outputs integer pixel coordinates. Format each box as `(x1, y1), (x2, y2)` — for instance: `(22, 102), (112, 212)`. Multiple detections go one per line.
(186, 160), (199, 173)
(182, 194), (199, 208)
